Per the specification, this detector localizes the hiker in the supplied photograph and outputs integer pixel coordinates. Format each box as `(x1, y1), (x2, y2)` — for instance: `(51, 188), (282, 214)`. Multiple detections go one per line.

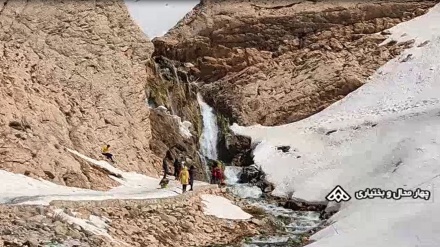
(173, 157), (181, 179)
(159, 177), (169, 189)
(211, 162), (223, 185)
(189, 165), (195, 191)
(162, 151), (171, 179)
(101, 144), (114, 163)
(162, 159), (169, 179)
(179, 166), (190, 193)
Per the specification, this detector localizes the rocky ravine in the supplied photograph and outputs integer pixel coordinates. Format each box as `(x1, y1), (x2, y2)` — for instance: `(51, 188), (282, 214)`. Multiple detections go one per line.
(0, 0), (208, 189)
(153, 0), (438, 126)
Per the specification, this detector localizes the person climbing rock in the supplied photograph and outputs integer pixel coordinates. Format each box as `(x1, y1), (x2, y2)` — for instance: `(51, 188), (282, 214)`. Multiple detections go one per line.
(101, 144), (114, 163)
(179, 166), (190, 193)
(189, 165), (195, 191)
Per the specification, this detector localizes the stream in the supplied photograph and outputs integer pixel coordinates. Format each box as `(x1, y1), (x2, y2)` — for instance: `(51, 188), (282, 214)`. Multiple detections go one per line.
(225, 166), (323, 247)
(197, 96), (324, 247)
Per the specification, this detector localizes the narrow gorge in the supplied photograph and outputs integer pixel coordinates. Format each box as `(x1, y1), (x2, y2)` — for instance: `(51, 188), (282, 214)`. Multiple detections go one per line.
(1, 0), (439, 246)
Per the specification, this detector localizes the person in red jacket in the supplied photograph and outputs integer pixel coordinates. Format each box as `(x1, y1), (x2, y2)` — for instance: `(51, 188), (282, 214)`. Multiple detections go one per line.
(211, 163), (223, 185)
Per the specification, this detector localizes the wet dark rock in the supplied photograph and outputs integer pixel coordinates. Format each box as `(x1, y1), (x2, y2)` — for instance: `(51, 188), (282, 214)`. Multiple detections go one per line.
(239, 165), (263, 184)
(283, 199), (327, 212)
(238, 165), (274, 193)
(325, 130), (337, 135)
(218, 128), (254, 167)
(257, 180), (275, 193)
(276, 146), (290, 153)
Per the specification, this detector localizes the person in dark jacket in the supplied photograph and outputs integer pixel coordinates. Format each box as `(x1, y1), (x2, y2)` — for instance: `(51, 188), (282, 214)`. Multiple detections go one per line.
(162, 159), (169, 179)
(173, 158), (181, 180)
(162, 151), (171, 179)
(189, 165), (195, 191)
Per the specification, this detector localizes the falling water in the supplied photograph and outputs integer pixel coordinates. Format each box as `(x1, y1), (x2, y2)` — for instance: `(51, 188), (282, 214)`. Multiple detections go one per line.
(197, 93), (219, 160)
(197, 93), (219, 180)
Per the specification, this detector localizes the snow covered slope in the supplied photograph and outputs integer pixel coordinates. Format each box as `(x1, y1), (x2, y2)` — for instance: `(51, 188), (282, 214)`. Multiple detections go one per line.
(0, 149), (208, 205)
(232, 4), (440, 247)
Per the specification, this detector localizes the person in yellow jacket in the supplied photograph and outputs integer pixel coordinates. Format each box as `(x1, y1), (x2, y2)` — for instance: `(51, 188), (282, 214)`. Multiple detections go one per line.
(179, 166), (190, 193)
(101, 144), (115, 163)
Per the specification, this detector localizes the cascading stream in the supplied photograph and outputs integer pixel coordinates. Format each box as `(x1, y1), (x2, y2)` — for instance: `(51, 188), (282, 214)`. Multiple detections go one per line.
(196, 93), (323, 246)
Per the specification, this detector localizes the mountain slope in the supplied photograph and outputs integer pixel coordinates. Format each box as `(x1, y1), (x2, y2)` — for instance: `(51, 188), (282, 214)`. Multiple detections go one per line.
(153, 0), (437, 126)
(232, 4), (440, 247)
(0, 0), (158, 189)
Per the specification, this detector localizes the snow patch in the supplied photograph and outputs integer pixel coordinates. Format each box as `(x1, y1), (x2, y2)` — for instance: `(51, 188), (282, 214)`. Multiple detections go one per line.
(1, 150), (208, 205)
(201, 194), (252, 220)
(179, 120), (193, 139)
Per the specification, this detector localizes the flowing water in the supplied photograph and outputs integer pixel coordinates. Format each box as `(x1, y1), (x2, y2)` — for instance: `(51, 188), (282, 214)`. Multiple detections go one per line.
(197, 93), (219, 160)
(197, 97), (323, 246)
(197, 93), (219, 180)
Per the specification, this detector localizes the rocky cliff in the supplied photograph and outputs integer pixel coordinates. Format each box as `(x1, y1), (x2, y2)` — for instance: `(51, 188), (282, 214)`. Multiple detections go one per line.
(153, 0), (437, 126)
(0, 0), (208, 189)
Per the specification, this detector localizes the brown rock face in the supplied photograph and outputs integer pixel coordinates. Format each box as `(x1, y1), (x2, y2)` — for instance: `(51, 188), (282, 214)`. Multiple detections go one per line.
(153, 0), (437, 126)
(0, 0), (159, 189)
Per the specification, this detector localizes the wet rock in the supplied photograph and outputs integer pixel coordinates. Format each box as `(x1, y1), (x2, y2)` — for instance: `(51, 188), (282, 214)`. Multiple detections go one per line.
(325, 130), (338, 135)
(283, 199), (327, 212)
(239, 165), (263, 184)
(276, 146), (290, 153)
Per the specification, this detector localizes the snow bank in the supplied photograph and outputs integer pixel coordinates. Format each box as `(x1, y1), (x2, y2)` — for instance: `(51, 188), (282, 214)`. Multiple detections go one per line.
(124, 0), (199, 39)
(232, 4), (440, 247)
(1, 150), (208, 205)
(201, 194), (252, 220)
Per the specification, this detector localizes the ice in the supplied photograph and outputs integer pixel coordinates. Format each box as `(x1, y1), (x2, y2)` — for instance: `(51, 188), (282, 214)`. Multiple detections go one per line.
(231, 4), (440, 247)
(201, 194), (252, 220)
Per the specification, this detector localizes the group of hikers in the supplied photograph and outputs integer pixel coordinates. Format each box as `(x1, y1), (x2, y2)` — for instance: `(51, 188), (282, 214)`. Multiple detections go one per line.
(100, 144), (226, 193)
(161, 158), (196, 193)
(160, 155), (226, 193)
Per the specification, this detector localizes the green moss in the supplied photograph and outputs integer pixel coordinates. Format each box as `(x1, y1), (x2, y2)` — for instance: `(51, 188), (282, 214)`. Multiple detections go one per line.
(217, 114), (231, 137)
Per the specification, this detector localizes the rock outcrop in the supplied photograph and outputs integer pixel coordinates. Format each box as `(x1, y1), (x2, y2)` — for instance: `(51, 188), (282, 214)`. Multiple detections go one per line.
(153, 0), (437, 126)
(0, 0), (163, 189)
(146, 56), (208, 181)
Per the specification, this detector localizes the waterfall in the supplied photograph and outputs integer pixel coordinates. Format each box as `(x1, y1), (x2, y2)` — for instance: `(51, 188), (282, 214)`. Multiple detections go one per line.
(197, 93), (219, 180)
(197, 93), (219, 160)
